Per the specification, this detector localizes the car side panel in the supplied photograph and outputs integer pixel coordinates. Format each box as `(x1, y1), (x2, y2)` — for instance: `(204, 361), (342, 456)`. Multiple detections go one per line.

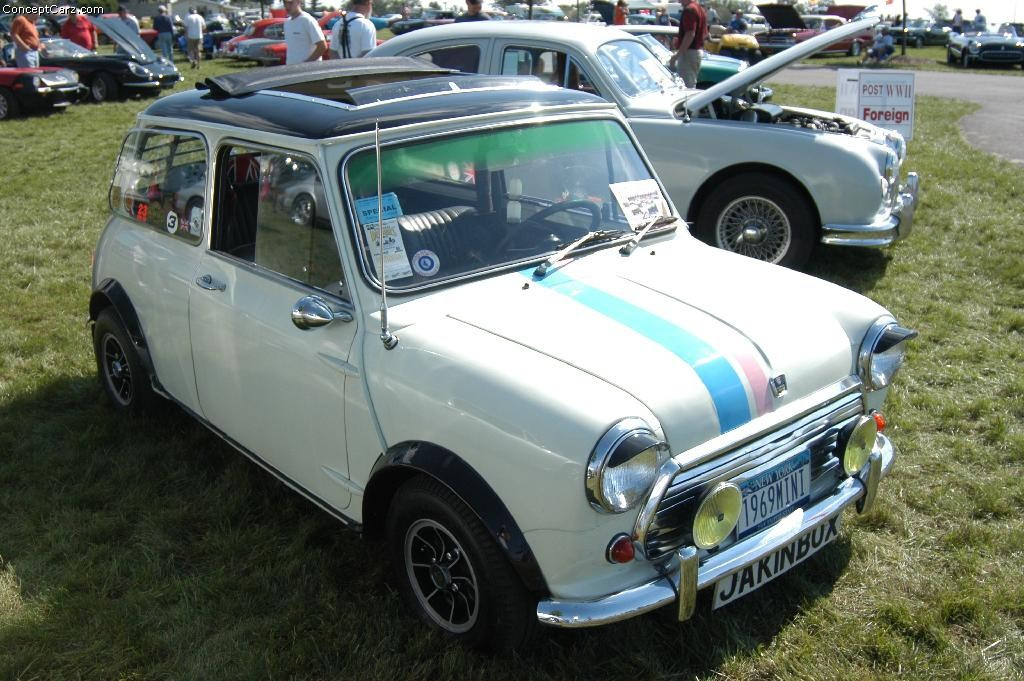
(92, 216), (203, 411)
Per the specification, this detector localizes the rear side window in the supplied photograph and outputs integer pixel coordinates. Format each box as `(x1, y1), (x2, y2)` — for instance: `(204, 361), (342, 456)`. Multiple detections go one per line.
(413, 44), (481, 72)
(109, 131), (208, 245)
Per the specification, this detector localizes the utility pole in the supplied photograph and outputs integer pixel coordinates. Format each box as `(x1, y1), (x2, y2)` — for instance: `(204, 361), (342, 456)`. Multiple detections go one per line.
(900, 0), (906, 56)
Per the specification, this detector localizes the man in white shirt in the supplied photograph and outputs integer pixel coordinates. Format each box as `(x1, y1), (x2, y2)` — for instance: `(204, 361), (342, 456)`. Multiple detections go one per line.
(329, 0), (376, 59)
(184, 7), (206, 69)
(284, 0), (327, 65)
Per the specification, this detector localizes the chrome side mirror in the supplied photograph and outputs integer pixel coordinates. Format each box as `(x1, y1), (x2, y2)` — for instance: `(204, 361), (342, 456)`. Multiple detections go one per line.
(291, 295), (352, 330)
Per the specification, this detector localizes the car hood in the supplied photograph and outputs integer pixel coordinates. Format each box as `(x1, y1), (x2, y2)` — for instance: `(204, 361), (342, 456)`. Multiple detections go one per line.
(827, 5), (870, 21)
(757, 4), (806, 29)
(681, 17), (877, 112)
(93, 15), (158, 63)
(389, 236), (883, 451)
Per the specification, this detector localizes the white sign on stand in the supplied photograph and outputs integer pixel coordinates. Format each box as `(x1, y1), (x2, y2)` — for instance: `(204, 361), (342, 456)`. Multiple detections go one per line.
(835, 70), (915, 140)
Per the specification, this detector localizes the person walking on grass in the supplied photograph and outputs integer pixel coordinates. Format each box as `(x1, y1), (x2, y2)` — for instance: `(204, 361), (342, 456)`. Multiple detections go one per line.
(153, 6), (174, 62)
(184, 7), (206, 69)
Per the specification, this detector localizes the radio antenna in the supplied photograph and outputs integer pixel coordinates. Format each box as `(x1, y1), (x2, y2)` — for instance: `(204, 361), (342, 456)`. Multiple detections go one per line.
(376, 120), (398, 350)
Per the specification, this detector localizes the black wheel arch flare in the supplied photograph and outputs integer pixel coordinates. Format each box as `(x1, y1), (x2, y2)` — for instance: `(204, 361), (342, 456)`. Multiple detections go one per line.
(365, 441), (549, 596)
(89, 279), (158, 388)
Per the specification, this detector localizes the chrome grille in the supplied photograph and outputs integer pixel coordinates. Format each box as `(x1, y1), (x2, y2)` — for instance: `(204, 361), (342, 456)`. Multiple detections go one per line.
(642, 392), (863, 560)
(980, 50), (1023, 62)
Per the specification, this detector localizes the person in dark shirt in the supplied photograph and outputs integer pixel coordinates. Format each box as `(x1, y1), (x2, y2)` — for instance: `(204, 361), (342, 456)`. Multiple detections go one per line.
(729, 10), (747, 33)
(672, 0), (707, 88)
(455, 0), (489, 22)
(153, 5), (175, 61)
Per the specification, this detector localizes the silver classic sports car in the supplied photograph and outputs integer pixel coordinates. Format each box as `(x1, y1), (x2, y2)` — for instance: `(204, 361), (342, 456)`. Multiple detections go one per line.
(370, 19), (919, 269)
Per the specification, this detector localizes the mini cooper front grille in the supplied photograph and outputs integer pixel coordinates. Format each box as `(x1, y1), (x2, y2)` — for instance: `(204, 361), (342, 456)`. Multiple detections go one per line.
(641, 392), (863, 560)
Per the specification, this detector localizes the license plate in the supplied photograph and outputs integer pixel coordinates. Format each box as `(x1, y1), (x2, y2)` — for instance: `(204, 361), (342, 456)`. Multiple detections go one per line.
(712, 514), (841, 610)
(735, 450), (811, 540)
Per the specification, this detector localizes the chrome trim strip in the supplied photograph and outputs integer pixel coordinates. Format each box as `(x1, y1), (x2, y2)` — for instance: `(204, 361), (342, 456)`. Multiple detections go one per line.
(821, 172), (919, 247)
(536, 435), (895, 628)
(123, 82), (161, 88)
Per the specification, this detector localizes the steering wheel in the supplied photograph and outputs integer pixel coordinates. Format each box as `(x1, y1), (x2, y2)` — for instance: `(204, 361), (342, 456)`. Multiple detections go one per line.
(496, 199), (602, 254)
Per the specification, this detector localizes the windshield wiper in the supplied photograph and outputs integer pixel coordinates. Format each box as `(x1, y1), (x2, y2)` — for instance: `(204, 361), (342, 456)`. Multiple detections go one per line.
(620, 215), (680, 255)
(532, 229), (627, 278)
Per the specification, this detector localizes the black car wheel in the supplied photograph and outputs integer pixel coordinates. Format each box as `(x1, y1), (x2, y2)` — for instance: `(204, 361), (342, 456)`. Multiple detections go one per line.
(93, 308), (155, 414)
(0, 87), (18, 120)
(961, 50), (971, 67)
(947, 47), (955, 63)
(386, 476), (535, 654)
(290, 193), (315, 226)
(90, 72), (119, 103)
(696, 172), (814, 269)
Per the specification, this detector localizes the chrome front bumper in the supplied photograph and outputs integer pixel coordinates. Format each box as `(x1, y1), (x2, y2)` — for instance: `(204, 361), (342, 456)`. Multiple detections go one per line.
(536, 435), (896, 628)
(821, 172), (920, 248)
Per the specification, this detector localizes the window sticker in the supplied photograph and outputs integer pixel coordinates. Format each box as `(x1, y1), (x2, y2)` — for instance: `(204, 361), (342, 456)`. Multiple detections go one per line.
(411, 249), (441, 277)
(165, 211), (179, 234)
(609, 179), (669, 230)
(189, 206), (203, 236)
(136, 203), (149, 223)
(356, 193), (413, 280)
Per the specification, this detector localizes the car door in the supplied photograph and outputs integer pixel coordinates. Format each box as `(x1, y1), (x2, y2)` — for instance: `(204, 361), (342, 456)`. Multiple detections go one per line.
(188, 142), (357, 511)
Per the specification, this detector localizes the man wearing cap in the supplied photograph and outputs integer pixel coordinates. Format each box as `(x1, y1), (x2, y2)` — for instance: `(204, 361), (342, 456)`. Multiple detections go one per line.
(153, 5), (175, 61)
(454, 0), (489, 22)
(117, 6), (141, 35)
(184, 7), (206, 69)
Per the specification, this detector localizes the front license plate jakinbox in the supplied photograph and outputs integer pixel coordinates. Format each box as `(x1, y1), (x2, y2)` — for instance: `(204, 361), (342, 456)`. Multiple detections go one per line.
(736, 450), (811, 539)
(712, 514), (841, 610)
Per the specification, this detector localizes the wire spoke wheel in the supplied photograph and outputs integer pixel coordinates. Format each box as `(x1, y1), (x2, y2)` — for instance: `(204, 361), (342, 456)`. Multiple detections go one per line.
(715, 195), (792, 264)
(404, 519), (480, 634)
(101, 333), (134, 406)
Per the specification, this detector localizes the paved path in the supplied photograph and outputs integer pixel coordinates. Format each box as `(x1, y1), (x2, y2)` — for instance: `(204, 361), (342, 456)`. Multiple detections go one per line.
(769, 65), (1024, 166)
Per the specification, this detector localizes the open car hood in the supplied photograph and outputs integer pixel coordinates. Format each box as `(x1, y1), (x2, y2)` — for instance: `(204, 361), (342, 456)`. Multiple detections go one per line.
(757, 4), (806, 29)
(92, 16), (158, 63)
(680, 17), (877, 113)
(827, 5), (871, 21)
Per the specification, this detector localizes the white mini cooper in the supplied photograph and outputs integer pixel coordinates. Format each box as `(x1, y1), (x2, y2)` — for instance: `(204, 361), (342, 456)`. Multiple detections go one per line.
(90, 59), (915, 653)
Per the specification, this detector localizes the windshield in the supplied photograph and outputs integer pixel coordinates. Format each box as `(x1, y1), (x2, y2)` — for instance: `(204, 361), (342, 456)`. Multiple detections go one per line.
(636, 33), (673, 63)
(344, 119), (670, 289)
(41, 39), (93, 58)
(596, 40), (679, 98)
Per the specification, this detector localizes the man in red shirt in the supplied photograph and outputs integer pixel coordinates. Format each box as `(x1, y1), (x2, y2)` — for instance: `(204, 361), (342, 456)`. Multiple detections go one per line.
(60, 10), (99, 51)
(672, 0), (707, 88)
(10, 15), (41, 67)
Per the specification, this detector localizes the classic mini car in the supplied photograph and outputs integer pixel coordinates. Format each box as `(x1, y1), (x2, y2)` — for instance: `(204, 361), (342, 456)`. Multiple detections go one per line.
(756, 5), (867, 56)
(369, 20), (919, 269)
(948, 23), (1024, 67)
(0, 63), (80, 119)
(39, 31), (180, 103)
(91, 58), (914, 652)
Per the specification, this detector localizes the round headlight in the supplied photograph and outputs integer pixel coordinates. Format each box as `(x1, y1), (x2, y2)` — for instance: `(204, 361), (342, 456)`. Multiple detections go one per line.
(693, 482), (741, 549)
(858, 318), (918, 391)
(841, 415), (878, 476)
(586, 418), (669, 514)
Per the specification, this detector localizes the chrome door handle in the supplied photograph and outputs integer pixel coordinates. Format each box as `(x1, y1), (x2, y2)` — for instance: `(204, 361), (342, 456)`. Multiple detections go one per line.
(196, 274), (226, 291)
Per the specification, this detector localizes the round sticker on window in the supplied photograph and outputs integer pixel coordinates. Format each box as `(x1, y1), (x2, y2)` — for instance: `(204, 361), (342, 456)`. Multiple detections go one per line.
(411, 249), (440, 277)
(165, 211), (179, 234)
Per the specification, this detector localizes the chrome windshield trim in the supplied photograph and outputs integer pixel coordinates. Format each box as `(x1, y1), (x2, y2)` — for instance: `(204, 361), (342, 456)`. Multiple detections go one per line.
(633, 376), (863, 550)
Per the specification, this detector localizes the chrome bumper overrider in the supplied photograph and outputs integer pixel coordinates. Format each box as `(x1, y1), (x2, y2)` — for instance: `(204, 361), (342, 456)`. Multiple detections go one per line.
(820, 172), (919, 247)
(536, 435), (896, 628)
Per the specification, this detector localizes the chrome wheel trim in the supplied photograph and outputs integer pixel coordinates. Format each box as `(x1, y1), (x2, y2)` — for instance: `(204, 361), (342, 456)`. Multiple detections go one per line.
(91, 78), (106, 101)
(404, 518), (479, 634)
(290, 195), (314, 225)
(101, 333), (133, 406)
(715, 195), (792, 264)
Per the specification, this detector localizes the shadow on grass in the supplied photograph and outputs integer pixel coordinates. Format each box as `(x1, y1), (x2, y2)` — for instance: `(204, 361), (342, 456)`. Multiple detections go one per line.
(0, 376), (853, 678)
(805, 242), (892, 293)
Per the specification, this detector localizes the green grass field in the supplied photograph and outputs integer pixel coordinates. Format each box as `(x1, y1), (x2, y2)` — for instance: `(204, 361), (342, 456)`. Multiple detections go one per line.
(809, 44), (1024, 75)
(1, 56), (1022, 680)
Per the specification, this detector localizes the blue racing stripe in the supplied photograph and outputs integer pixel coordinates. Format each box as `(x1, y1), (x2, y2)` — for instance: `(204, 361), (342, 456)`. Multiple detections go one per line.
(527, 268), (751, 433)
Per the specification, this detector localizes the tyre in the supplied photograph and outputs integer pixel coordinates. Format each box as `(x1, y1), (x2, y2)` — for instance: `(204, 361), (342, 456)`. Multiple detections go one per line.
(93, 308), (155, 414)
(0, 87), (18, 121)
(290, 193), (315, 226)
(695, 172), (815, 269)
(849, 40), (862, 57)
(90, 72), (119, 103)
(386, 476), (536, 654)
(961, 50), (971, 68)
(947, 47), (955, 64)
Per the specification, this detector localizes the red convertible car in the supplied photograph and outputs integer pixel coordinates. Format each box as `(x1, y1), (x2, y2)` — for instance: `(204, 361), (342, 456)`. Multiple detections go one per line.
(0, 64), (81, 120)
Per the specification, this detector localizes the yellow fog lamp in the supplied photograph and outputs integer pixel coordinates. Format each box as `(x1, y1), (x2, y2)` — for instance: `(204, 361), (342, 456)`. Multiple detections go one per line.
(840, 415), (878, 476)
(692, 482), (742, 550)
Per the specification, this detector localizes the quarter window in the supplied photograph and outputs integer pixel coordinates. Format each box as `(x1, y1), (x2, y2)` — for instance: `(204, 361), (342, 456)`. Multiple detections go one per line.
(500, 47), (598, 94)
(212, 145), (346, 299)
(413, 44), (481, 72)
(109, 131), (207, 244)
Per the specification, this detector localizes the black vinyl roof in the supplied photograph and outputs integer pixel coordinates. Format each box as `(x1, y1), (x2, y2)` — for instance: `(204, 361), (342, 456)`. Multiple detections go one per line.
(144, 61), (606, 139)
